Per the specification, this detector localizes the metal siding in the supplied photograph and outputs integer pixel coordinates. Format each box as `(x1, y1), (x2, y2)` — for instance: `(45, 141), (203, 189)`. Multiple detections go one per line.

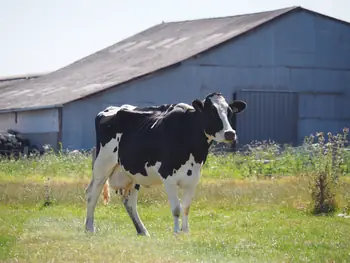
(299, 93), (343, 119)
(21, 132), (59, 150)
(0, 108), (59, 133)
(298, 119), (341, 143)
(298, 93), (349, 143)
(273, 10), (350, 69)
(235, 90), (298, 147)
(289, 68), (348, 93)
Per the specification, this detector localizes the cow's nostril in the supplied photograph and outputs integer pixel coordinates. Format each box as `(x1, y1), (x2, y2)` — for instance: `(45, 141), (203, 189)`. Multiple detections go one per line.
(224, 131), (236, 141)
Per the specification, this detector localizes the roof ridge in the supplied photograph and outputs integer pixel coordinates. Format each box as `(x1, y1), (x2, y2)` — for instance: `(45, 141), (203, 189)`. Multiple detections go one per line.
(163, 6), (299, 24)
(0, 72), (49, 82)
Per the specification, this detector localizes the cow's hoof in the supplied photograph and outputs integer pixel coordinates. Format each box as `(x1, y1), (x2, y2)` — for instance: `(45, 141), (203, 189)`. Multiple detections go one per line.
(181, 228), (190, 234)
(85, 220), (95, 233)
(137, 232), (150, 237)
(173, 229), (182, 235)
(85, 226), (95, 233)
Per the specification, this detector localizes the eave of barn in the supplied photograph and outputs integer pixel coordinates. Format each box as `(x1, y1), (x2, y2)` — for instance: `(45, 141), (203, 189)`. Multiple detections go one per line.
(61, 8), (350, 150)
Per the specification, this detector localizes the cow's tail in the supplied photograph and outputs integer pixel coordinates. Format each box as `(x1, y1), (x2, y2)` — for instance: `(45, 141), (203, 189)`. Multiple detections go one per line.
(103, 181), (110, 205)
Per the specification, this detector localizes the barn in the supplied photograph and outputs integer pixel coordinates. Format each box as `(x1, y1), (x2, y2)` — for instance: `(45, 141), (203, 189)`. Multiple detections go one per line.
(0, 6), (349, 151)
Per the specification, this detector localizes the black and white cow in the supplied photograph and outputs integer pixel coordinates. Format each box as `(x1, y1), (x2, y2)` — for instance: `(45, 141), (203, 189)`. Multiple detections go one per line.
(85, 92), (247, 235)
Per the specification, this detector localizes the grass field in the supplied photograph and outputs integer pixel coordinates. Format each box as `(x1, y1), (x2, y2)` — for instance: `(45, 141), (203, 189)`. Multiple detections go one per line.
(1, 132), (350, 263)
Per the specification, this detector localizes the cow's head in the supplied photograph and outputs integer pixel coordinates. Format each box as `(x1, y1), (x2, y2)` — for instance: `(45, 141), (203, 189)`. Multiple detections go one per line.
(192, 92), (246, 143)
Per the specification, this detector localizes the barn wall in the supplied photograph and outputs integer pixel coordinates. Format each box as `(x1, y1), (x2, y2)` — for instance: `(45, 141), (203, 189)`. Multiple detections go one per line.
(0, 108), (59, 150)
(182, 9), (350, 145)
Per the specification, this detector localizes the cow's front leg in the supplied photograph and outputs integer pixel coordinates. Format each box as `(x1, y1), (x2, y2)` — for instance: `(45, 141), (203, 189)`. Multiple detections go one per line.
(181, 184), (197, 233)
(123, 184), (150, 236)
(164, 182), (181, 233)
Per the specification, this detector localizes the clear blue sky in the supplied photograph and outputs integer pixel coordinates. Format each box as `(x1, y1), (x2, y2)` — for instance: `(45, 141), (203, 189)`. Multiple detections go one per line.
(1, 0), (349, 77)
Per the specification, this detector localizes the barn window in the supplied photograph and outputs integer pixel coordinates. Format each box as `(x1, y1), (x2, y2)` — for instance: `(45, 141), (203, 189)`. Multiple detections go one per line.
(15, 112), (18, 123)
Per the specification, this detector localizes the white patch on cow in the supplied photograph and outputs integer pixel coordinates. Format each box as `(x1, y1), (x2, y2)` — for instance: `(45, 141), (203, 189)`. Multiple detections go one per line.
(121, 161), (164, 187)
(99, 106), (120, 116)
(150, 120), (159, 129)
(99, 104), (137, 117)
(85, 136), (120, 232)
(162, 154), (202, 233)
(175, 103), (194, 111)
(117, 154), (203, 233)
(108, 165), (132, 190)
(120, 154), (202, 188)
(120, 104), (137, 111)
(209, 94), (236, 142)
(94, 137), (119, 172)
(165, 154), (202, 187)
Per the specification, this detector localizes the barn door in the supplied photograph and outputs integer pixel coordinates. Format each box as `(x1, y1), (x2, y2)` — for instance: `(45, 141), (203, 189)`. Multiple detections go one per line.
(234, 89), (298, 148)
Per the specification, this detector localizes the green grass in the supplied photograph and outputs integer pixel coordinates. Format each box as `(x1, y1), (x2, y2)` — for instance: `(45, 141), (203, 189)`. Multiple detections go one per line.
(0, 133), (350, 263)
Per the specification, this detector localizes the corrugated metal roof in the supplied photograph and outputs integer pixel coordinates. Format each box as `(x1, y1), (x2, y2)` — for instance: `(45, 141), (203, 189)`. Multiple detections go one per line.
(0, 6), (301, 111)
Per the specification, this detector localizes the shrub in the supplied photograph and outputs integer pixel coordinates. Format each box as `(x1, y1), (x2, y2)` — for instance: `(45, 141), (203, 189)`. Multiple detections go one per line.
(304, 128), (349, 214)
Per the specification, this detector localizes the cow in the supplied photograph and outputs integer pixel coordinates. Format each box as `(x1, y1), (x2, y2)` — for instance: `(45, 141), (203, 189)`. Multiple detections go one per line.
(85, 92), (247, 235)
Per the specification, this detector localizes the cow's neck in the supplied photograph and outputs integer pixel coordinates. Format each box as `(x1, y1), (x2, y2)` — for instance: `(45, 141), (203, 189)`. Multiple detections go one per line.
(186, 111), (212, 164)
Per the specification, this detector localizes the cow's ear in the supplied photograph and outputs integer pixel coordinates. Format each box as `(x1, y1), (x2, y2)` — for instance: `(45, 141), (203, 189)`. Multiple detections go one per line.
(192, 99), (204, 112)
(229, 100), (247, 114)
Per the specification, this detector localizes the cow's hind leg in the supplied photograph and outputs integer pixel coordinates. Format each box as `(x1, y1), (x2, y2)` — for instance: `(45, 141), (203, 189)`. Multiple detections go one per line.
(123, 184), (150, 236)
(85, 161), (117, 232)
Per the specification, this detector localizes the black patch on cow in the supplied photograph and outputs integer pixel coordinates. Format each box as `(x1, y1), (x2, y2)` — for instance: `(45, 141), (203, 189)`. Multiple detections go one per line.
(135, 184), (140, 191)
(117, 137), (120, 142)
(227, 106), (233, 120)
(191, 163), (194, 166)
(187, 169), (192, 176)
(173, 169), (176, 174)
(146, 160), (156, 168)
(93, 93), (243, 180)
(173, 205), (181, 218)
(113, 146), (118, 153)
(123, 200), (144, 235)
